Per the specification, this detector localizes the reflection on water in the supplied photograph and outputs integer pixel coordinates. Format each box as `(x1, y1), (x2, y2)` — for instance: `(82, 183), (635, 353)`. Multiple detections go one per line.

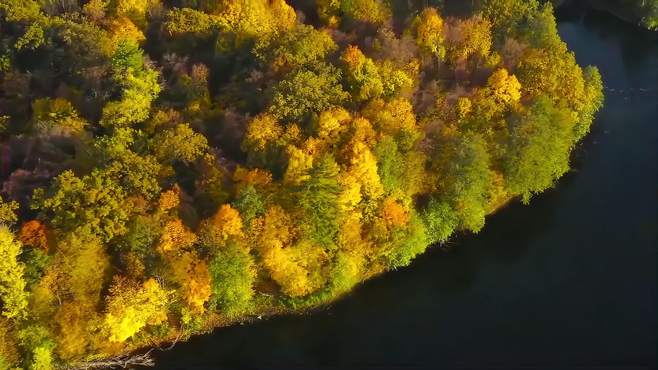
(154, 5), (657, 370)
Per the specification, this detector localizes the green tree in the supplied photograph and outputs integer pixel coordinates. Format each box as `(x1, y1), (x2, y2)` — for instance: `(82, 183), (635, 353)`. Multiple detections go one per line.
(101, 40), (160, 128)
(421, 198), (458, 244)
(255, 24), (337, 72)
(32, 170), (130, 242)
(208, 242), (256, 318)
(18, 325), (55, 370)
(232, 185), (265, 227)
(150, 123), (209, 164)
(435, 133), (493, 233)
(296, 154), (342, 249)
(374, 136), (404, 194)
(341, 45), (384, 101)
(269, 64), (348, 123)
(504, 96), (577, 203)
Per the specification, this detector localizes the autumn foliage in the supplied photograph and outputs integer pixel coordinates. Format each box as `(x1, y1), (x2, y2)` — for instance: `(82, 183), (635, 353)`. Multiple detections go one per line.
(0, 0), (603, 368)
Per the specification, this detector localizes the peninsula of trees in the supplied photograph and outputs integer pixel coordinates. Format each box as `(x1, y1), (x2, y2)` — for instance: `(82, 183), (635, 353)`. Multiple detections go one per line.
(0, 0), (603, 368)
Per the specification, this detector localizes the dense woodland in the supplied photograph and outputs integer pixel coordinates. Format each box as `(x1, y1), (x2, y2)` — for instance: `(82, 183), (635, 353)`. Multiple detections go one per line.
(0, 0), (604, 368)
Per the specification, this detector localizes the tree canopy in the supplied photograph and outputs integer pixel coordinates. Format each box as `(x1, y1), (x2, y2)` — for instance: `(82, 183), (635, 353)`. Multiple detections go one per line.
(0, 0), (603, 367)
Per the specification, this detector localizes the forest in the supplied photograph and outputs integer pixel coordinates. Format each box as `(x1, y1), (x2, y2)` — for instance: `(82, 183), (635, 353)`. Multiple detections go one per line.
(0, 0), (604, 368)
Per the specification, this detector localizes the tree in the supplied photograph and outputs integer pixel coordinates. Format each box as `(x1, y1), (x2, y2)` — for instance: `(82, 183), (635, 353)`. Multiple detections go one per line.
(56, 232), (110, 306)
(383, 214), (428, 269)
(32, 170), (130, 242)
(17, 325), (55, 370)
(167, 251), (212, 314)
(421, 198), (459, 244)
(575, 66), (604, 140)
(341, 0), (391, 25)
(341, 45), (384, 101)
(151, 123), (208, 164)
(314, 106), (351, 142)
(208, 242), (256, 317)
(345, 141), (384, 202)
(639, 0), (658, 30)
(213, 0), (297, 46)
(504, 96), (577, 203)
(362, 98), (420, 151)
(261, 238), (327, 298)
(296, 154), (342, 249)
(104, 277), (171, 343)
(411, 7), (446, 61)
(374, 136), (404, 194)
(156, 218), (197, 253)
(199, 204), (244, 248)
(31, 98), (87, 136)
(444, 15), (493, 66)
(269, 64), (348, 123)
(19, 220), (48, 250)
(434, 133), (493, 233)
(477, 0), (538, 40)
(255, 24), (337, 73)
(232, 185), (265, 226)
(486, 68), (522, 106)
(0, 226), (28, 320)
(0, 197), (18, 225)
(101, 39), (160, 128)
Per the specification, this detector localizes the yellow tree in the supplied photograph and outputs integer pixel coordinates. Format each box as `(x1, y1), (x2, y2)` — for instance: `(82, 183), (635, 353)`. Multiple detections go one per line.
(241, 113), (284, 166)
(341, 0), (391, 25)
(0, 226), (28, 320)
(215, 0), (296, 45)
(199, 204), (244, 248)
(487, 68), (522, 106)
(283, 145), (314, 186)
(345, 141), (384, 202)
(445, 15), (492, 66)
(156, 218), (197, 253)
(254, 206), (325, 297)
(168, 251), (212, 314)
(104, 277), (172, 343)
(362, 98), (418, 140)
(315, 106), (351, 143)
(411, 8), (446, 62)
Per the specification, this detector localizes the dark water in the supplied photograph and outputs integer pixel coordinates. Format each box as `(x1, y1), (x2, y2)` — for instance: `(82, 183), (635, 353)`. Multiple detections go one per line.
(154, 5), (657, 370)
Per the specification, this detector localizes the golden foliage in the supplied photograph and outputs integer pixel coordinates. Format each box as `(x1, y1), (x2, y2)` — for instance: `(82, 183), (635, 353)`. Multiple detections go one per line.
(381, 197), (410, 228)
(156, 218), (197, 253)
(104, 277), (171, 343)
(157, 186), (181, 213)
(0, 226), (28, 320)
(242, 114), (283, 153)
(200, 204), (244, 247)
(487, 68), (522, 105)
(169, 251), (212, 313)
(233, 166), (273, 190)
(413, 7), (446, 59)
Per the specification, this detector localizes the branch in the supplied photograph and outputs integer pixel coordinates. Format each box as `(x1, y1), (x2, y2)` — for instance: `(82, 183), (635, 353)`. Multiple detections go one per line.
(66, 349), (155, 370)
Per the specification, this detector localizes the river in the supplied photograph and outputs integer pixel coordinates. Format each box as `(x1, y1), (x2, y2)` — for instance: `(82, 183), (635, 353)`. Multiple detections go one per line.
(154, 3), (657, 369)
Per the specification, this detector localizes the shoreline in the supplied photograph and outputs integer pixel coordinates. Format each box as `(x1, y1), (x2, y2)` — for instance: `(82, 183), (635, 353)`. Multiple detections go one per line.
(68, 195), (518, 370)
